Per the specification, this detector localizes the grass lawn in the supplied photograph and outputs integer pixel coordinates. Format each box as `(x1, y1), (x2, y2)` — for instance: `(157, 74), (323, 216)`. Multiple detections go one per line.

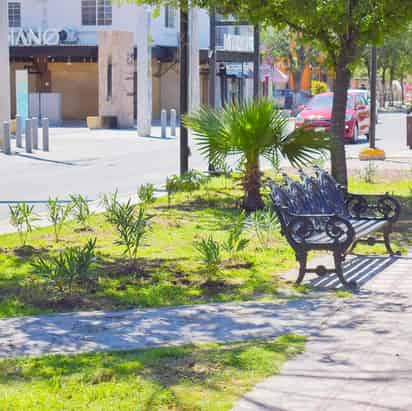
(0, 173), (410, 318)
(0, 334), (305, 411)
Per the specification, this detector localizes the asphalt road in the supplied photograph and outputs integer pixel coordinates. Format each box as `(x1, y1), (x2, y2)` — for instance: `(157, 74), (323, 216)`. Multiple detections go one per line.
(0, 113), (410, 223)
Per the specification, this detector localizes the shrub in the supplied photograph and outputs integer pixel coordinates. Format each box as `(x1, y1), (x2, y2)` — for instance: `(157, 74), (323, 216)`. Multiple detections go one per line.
(194, 235), (222, 281)
(223, 212), (250, 259)
(359, 161), (378, 183)
(311, 80), (329, 95)
(137, 183), (156, 208)
(32, 238), (97, 295)
(47, 197), (72, 243)
(166, 171), (208, 206)
(70, 194), (91, 229)
(248, 208), (279, 249)
(101, 191), (121, 225)
(104, 197), (152, 263)
(9, 203), (37, 247)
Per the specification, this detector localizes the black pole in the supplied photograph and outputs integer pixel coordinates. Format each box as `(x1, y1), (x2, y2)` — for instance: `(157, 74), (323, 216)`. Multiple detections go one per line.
(180, 6), (189, 175)
(209, 10), (216, 108)
(208, 10), (217, 173)
(369, 46), (377, 149)
(253, 25), (260, 99)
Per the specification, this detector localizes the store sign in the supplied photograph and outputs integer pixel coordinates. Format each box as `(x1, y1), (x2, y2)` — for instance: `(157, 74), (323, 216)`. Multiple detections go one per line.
(9, 28), (79, 47)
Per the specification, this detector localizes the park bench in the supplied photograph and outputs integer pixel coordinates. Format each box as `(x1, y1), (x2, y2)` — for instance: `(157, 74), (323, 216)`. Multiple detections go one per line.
(268, 167), (401, 289)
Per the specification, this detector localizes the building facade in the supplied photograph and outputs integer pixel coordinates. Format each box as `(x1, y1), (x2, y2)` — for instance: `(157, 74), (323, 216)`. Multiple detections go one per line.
(7, 0), (255, 125)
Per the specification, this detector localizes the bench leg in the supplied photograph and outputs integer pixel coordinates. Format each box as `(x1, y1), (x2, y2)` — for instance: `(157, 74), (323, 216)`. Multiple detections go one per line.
(334, 251), (358, 290)
(296, 252), (307, 285)
(383, 226), (400, 256)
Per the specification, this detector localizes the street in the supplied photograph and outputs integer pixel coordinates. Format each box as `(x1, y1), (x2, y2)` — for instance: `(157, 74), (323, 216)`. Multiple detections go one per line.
(0, 113), (410, 223)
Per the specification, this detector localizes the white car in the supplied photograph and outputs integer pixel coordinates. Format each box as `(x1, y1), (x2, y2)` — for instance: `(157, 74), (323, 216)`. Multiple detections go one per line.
(350, 89), (379, 123)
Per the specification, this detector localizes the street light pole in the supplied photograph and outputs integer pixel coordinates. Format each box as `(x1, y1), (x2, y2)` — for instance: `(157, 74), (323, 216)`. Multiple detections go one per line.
(180, 6), (190, 175)
(369, 46), (377, 149)
(209, 10), (216, 109)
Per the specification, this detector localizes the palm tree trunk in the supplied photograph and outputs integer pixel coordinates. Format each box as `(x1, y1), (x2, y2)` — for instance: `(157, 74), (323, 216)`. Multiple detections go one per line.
(243, 159), (264, 211)
(330, 59), (350, 187)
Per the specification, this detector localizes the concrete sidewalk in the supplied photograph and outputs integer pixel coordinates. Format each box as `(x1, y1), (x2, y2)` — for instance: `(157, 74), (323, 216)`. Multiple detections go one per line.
(233, 252), (412, 411)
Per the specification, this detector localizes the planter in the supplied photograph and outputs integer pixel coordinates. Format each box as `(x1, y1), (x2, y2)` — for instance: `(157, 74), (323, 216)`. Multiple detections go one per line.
(359, 148), (386, 161)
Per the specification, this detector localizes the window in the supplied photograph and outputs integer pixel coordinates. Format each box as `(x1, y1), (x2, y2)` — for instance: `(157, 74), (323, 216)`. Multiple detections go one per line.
(164, 6), (176, 28)
(82, 0), (112, 26)
(8, 2), (21, 28)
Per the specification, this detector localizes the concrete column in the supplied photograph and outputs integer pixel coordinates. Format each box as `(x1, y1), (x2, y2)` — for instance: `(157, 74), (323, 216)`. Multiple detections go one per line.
(0, 0), (11, 145)
(189, 6), (201, 113)
(42, 117), (49, 151)
(25, 119), (32, 153)
(16, 115), (23, 148)
(170, 109), (177, 137)
(32, 118), (39, 150)
(136, 7), (152, 137)
(3, 122), (11, 155)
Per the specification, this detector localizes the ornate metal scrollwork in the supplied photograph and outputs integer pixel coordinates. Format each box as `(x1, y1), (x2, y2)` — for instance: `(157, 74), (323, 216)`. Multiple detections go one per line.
(289, 216), (315, 244)
(325, 216), (355, 248)
(377, 195), (401, 222)
(346, 195), (369, 218)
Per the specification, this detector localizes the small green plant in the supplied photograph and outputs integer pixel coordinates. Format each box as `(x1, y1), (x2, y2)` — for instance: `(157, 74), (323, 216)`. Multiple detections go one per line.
(359, 161), (378, 183)
(70, 194), (91, 229)
(101, 190), (121, 225)
(223, 212), (250, 259)
(137, 183), (156, 208)
(32, 238), (97, 295)
(166, 171), (208, 206)
(9, 203), (37, 247)
(249, 207), (279, 249)
(47, 197), (72, 243)
(195, 235), (222, 281)
(109, 199), (152, 263)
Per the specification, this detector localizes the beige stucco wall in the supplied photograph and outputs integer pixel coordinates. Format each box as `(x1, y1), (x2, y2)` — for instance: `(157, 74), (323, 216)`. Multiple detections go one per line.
(99, 31), (134, 128)
(50, 63), (98, 120)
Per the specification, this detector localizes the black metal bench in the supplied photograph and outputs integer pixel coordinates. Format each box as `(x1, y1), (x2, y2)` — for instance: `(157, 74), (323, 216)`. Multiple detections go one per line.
(268, 167), (401, 289)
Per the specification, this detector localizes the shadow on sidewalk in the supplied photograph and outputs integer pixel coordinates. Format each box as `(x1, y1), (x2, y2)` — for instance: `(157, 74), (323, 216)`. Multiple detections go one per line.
(306, 254), (405, 290)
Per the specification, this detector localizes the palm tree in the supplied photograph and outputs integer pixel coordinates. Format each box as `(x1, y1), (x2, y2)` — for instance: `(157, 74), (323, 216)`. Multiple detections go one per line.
(184, 100), (330, 211)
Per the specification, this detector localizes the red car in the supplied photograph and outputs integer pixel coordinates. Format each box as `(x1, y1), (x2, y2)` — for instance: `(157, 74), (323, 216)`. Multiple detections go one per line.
(295, 92), (370, 143)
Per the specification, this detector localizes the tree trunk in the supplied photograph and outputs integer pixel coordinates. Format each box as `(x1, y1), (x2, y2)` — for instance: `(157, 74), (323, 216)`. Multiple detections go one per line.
(243, 159), (264, 211)
(401, 72), (405, 105)
(389, 66), (394, 106)
(381, 68), (387, 107)
(330, 60), (350, 187)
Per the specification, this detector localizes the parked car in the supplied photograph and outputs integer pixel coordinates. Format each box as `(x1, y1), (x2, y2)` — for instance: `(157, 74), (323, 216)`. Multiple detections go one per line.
(295, 92), (370, 143)
(350, 89), (379, 124)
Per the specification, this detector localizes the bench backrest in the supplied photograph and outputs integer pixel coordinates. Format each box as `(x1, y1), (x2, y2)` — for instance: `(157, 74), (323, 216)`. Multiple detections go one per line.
(269, 169), (348, 223)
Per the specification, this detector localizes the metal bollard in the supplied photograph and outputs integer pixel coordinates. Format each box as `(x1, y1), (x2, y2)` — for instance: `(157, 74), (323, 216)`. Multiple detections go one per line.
(161, 109), (167, 139)
(170, 109), (177, 137)
(32, 118), (39, 150)
(25, 119), (32, 153)
(15, 115), (23, 148)
(42, 118), (49, 152)
(3, 122), (11, 155)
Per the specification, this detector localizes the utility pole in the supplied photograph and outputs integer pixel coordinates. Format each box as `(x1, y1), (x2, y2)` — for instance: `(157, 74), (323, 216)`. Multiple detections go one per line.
(180, 6), (190, 175)
(253, 25), (260, 99)
(369, 46), (377, 149)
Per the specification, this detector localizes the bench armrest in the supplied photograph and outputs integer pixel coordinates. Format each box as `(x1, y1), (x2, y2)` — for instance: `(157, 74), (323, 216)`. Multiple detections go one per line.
(284, 214), (355, 250)
(345, 193), (401, 222)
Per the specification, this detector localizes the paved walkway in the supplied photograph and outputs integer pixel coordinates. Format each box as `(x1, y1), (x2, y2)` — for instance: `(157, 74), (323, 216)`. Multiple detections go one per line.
(233, 252), (412, 411)
(0, 252), (411, 411)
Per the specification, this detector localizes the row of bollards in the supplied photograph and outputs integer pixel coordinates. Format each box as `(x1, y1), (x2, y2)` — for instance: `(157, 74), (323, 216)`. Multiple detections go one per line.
(160, 109), (177, 139)
(2, 116), (49, 155)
